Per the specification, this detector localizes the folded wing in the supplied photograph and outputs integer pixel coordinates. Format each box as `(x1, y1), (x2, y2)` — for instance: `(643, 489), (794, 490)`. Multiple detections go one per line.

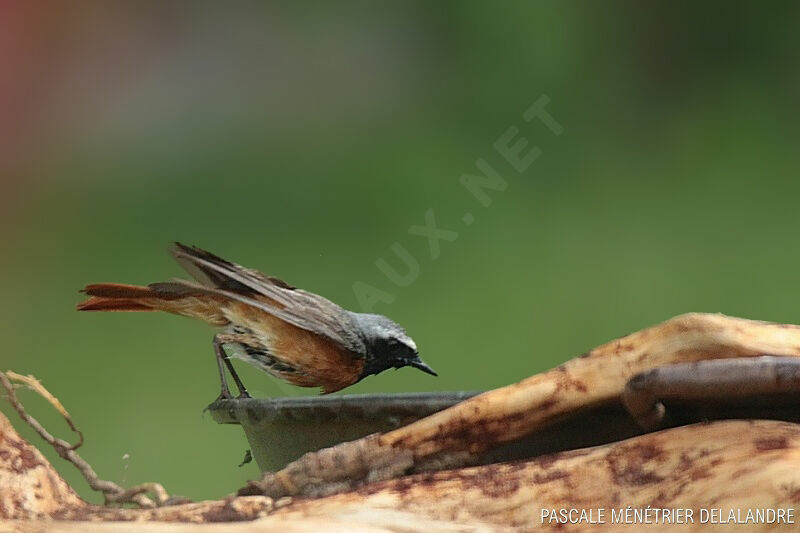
(171, 243), (366, 355)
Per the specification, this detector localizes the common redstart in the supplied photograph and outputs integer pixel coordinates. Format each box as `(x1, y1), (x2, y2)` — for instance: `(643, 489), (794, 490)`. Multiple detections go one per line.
(77, 243), (436, 398)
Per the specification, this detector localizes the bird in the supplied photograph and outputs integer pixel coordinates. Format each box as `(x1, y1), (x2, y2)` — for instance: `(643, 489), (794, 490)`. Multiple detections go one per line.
(77, 243), (436, 399)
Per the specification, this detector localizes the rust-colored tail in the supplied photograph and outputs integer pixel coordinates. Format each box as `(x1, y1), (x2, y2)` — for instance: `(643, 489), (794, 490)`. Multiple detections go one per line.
(77, 282), (229, 325)
(77, 283), (163, 311)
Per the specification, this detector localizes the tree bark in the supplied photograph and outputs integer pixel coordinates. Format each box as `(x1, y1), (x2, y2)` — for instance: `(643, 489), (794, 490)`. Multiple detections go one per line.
(3, 412), (800, 531)
(244, 313), (800, 498)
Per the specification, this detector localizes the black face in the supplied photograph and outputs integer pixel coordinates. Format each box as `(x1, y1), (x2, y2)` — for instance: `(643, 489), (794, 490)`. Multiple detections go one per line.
(361, 336), (437, 378)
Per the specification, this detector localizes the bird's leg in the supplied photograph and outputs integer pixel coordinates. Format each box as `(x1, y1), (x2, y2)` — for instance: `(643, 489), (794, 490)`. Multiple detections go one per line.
(213, 334), (252, 400)
(623, 355), (800, 431)
(213, 338), (233, 401)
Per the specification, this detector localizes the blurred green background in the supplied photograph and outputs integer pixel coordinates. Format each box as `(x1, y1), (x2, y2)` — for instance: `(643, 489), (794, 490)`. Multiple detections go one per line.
(2, 1), (800, 502)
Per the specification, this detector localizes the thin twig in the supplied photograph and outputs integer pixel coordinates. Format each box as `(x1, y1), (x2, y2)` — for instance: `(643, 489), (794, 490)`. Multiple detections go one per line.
(1, 369), (173, 508)
(6, 370), (84, 450)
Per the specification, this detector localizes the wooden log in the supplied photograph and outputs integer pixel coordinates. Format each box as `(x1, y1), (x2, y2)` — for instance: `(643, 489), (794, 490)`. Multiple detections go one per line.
(2, 414), (800, 531)
(244, 313), (800, 498)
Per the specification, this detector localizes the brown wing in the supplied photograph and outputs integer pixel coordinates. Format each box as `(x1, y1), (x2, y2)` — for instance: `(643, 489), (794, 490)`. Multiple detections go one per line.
(170, 243), (366, 355)
(171, 243), (295, 291)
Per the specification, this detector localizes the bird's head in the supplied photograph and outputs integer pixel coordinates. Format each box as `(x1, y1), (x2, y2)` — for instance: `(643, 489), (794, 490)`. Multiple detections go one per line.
(350, 313), (437, 378)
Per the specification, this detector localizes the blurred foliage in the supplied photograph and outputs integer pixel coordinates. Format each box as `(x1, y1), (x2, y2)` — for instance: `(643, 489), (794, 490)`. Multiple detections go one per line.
(2, 1), (800, 501)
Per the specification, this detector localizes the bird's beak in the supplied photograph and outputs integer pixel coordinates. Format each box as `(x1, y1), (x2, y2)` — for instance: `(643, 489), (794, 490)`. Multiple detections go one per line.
(409, 357), (438, 377)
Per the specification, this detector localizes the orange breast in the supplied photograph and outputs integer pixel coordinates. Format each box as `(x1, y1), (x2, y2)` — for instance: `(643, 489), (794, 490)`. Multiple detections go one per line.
(222, 300), (365, 394)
